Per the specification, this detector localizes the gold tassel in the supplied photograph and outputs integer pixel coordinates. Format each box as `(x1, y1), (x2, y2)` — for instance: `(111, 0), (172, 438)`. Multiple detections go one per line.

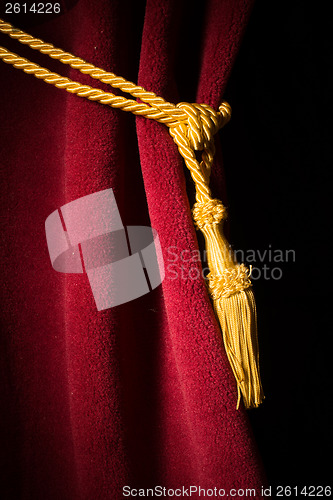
(192, 199), (264, 409)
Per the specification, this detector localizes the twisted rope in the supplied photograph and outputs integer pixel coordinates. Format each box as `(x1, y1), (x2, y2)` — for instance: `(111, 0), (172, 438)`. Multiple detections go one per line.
(0, 18), (231, 204)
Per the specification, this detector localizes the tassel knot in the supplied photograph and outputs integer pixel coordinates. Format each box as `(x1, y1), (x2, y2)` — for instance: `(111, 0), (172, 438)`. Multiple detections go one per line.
(192, 199), (227, 229)
(208, 264), (252, 299)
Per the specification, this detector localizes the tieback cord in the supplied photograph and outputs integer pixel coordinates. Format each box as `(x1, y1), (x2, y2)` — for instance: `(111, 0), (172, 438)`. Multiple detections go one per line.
(0, 18), (264, 409)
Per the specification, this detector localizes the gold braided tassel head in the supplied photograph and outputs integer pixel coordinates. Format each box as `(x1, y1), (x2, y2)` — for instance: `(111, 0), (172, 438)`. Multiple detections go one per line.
(193, 199), (264, 409)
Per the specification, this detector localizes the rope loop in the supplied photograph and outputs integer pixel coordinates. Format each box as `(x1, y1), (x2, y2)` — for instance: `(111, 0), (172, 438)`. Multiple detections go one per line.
(172, 102), (223, 151)
(167, 102), (231, 204)
(218, 101), (232, 125)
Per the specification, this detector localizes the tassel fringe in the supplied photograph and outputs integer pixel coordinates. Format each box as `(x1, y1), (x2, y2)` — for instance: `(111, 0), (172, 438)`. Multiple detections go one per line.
(212, 282), (263, 409)
(193, 199), (264, 409)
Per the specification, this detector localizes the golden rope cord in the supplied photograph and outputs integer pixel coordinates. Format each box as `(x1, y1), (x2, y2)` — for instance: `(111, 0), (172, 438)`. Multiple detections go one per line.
(0, 18), (183, 118)
(0, 18), (231, 204)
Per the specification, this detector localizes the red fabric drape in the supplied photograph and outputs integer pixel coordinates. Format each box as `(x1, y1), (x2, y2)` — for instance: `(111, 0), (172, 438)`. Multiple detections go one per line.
(0, 1), (266, 498)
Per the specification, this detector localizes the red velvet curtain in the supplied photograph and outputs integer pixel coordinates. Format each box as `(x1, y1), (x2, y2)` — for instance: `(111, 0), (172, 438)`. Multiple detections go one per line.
(0, 1), (266, 498)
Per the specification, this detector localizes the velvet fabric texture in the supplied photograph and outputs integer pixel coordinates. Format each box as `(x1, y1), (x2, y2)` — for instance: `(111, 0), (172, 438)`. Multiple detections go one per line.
(0, 1), (266, 498)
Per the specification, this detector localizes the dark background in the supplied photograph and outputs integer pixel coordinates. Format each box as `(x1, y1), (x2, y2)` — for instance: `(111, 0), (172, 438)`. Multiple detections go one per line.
(1, 0), (332, 492)
(222, 0), (332, 489)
